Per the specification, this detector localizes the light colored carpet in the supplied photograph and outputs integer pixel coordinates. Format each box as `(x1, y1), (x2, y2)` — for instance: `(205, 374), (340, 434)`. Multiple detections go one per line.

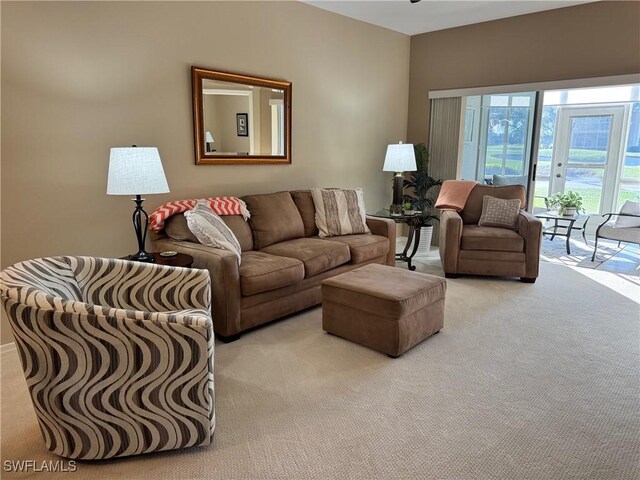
(2, 261), (639, 479)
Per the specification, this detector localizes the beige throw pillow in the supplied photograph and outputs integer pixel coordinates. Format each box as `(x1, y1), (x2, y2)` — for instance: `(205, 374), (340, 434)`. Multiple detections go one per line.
(311, 188), (371, 237)
(478, 195), (521, 230)
(184, 200), (242, 264)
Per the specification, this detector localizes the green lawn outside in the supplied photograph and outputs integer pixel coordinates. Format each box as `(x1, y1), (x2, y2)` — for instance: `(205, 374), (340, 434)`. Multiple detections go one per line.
(533, 182), (639, 213)
(485, 145), (640, 179)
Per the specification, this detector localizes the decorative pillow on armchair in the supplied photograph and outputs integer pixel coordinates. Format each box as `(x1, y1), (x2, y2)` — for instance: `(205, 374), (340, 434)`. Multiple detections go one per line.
(311, 188), (371, 237)
(478, 196), (521, 230)
(184, 200), (242, 263)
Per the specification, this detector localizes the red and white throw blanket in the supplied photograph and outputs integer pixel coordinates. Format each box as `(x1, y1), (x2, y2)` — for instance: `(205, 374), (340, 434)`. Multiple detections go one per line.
(149, 197), (250, 232)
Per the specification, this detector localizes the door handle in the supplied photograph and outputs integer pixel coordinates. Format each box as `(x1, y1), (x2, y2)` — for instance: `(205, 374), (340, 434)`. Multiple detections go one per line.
(556, 174), (561, 178)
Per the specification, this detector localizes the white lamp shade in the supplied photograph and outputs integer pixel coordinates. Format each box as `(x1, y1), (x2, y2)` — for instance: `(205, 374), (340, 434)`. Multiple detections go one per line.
(205, 131), (215, 143)
(107, 147), (170, 195)
(383, 143), (416, 172)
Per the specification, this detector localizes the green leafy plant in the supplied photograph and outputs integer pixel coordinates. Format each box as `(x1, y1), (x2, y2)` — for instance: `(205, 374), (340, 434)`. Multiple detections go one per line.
(403, 201), (414, 211)
(545, 191), (584, 216)
(402, 143), (443, 226)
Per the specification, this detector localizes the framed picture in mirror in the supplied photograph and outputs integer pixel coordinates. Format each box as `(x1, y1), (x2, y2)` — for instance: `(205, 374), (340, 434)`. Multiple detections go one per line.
(236, 113), (248, 137)
(192, 66), (292, 165)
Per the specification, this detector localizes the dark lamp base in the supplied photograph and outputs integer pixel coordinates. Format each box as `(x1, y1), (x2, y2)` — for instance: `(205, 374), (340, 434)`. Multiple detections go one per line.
(130, 251), (156, 263)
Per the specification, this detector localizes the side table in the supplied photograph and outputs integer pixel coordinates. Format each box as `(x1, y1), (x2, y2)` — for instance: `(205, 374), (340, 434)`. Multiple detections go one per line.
(368, 211), (424, 271)
(534, 211), (589, 255)
(121, 252), (194, 268)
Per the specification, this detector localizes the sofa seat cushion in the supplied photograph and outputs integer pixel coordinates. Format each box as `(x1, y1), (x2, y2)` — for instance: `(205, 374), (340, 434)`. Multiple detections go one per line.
(261, 238), (351, 278)
(461, 225), (524, 252)
(320, 234), (389, 264)
(239, 251), (305, 296)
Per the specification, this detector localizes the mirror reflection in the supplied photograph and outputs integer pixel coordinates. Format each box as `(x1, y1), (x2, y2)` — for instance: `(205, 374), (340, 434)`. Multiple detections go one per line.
(202, 79), (285, 156)
(192, 67), (292, 165)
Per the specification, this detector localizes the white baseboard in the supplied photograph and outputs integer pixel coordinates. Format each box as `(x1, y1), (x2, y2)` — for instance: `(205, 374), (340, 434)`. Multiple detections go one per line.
(1, 342), (16, 356)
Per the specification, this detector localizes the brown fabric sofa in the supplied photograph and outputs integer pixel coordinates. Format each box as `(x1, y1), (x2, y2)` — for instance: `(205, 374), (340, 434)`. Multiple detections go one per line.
(439, 184), (542, 282)
(151, 190), (396, 341)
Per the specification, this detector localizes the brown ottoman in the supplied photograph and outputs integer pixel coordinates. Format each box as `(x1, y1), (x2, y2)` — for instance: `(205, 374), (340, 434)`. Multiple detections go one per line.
(321, 264), (446, 357)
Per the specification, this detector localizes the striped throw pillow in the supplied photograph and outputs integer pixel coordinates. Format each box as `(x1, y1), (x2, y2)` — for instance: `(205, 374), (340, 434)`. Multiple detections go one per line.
(311, 188), (371, 237)
(184, 200), (242, 264)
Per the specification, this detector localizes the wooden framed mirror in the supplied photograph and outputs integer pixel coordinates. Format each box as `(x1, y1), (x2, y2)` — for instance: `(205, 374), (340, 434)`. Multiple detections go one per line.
(192, 66), (292, 165)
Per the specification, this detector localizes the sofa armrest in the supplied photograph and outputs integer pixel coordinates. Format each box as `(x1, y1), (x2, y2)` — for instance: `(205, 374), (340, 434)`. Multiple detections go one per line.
(366, 216), (397, 266)
(438, 210), (463, 274)
(517, 211), (543, 279)
(154, 238), (242, 337)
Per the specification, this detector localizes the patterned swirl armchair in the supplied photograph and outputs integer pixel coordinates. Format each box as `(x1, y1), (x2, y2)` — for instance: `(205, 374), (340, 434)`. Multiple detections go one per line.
(0, 256), (214, 460)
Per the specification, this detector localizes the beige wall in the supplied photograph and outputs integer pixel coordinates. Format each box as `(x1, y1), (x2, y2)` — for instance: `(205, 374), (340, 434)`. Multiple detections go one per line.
(0, 1), (410, 344)
(407, 1), (640, 145)
(215, 95), (252, 153)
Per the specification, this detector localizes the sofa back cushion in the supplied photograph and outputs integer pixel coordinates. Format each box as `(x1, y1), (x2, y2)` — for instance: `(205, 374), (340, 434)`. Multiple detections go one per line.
(461, 185), (526, 225)
(291, 190), (319, 237)
(165, 213), (254, 251)
(243, 191), (305, 249)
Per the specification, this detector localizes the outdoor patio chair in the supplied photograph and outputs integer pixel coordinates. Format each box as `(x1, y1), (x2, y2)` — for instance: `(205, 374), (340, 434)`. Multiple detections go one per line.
(591, 202), (640, 261)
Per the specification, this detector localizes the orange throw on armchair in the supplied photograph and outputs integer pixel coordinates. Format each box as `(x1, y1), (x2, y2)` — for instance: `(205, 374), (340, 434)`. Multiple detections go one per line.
(435, 180), (478, 211)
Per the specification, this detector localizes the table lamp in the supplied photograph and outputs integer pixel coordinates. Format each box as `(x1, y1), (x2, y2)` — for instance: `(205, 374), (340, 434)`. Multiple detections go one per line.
(205, 131), (215, 153)
(383, 142), (416, 216)
(107, 146), (170, 262)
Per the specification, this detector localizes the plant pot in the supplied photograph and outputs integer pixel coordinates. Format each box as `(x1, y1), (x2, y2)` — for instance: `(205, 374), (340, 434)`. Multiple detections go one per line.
(414, 225), (434, 256)
(562, 207), (577, 217)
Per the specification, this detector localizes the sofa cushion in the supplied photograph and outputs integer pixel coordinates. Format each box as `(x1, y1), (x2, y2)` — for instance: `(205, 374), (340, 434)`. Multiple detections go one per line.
(165, 214), (199, 243)
(461, 225), (524, 252)
(221, 215), (254, 251)
(239, 251), (305, 296)
(291, 190), (319, 237)
(261, 238), (351, 278)
(320, 234), (389, 264)
(165, 213), (253, 251)
(461, 185), (526, 225)
(244, 192), (305, 249)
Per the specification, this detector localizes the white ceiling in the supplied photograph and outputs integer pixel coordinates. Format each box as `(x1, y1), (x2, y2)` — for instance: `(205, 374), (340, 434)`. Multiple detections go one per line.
(303, 0), (597, 36)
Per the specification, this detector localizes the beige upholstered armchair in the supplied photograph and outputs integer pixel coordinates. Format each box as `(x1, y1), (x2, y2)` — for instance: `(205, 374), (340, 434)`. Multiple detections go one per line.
(439, 184), (543, 283)
(0, 257), (214, 460)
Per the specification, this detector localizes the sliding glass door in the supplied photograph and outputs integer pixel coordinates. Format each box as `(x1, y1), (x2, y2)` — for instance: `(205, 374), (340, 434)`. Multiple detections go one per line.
(460, 93), (536, 188)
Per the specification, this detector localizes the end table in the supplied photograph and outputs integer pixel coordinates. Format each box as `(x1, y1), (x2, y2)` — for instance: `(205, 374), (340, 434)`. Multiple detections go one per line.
(368, 210), (425, 271)
(534, 210), (590, 255)
(121, 252), (194, 268)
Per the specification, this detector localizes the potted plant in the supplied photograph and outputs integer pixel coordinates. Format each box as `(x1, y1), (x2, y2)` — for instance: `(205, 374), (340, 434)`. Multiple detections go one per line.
(546, 191), (584, 216)
(403, 201), (416, 215)
(402, 143), (443, 254)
